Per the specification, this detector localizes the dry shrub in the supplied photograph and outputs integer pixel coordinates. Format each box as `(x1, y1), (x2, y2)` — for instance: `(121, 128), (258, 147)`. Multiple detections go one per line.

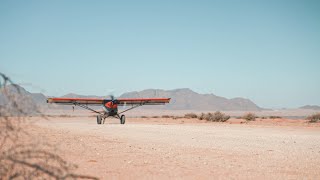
(307, 113), (320, 123)
(161, 115), (173, 118)
(198, 111), (230, 122)
(184, 113), (198, 119)
(198, 113), (206, 120)
(59, 114), (72, 118)
(140, 116), (148, 118)
(173, 116), (183, 120)
(152, 116), (159, 118)
(269, 116), (282, 119)
(0, 73), (97, 179)
(242, 113), (257, 121)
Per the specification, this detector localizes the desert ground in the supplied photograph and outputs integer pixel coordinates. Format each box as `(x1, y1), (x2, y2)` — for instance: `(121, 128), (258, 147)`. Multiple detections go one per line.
(25, 111), (320, 180)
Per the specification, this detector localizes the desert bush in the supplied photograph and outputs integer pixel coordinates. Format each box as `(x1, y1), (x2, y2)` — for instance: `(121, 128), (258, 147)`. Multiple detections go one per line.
(140, 116), (148, 118)
(173, 116), (183, 119)
(269, 116), (282, 119)
(306, 113), (320, 123)
(211, 111), (230, 122)
(198, 111), (230, 122)
(184, 113), (198, 119)
(242, 113), (257, 121)
(152, 116), (159, 118)
(198, 113), (206, 120)
(162, 115), (173, 118)
(59, 114), (72, 118)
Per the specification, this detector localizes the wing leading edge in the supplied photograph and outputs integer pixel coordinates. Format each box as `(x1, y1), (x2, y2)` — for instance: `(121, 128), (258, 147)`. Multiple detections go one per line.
(47, 97), (170, 105)
(47, 98), (104, 105)
(116, 98), (170, 105)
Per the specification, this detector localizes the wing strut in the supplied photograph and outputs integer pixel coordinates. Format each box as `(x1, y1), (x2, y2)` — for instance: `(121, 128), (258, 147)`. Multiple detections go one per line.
(118, 103), (145, 115)
(73, 102), (104, 115)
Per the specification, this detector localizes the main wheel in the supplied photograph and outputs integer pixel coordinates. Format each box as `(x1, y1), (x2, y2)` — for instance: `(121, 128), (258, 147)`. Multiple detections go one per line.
(97, 115), (102, 124)
(120, 115), (125, 124)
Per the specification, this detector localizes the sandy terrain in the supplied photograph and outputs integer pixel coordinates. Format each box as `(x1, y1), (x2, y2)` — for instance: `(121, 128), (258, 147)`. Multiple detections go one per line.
(26, 116), (320, 179)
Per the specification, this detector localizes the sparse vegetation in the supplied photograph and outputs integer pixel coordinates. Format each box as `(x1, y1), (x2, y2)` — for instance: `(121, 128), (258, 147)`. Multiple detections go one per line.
(152, 116), (159, 118)
(173, 116), (183, 119)
(198, 113), (206, 120)
(242, 113), (257, 121)
(162, 115), (173, 118)
(140, 116), (148, 118)
(59, 114), (73, 118)
(198, 111), (230, 122)
(184, 113), (198, 119)
(306, 113), (320, 123)
(269, 116), (282, 119)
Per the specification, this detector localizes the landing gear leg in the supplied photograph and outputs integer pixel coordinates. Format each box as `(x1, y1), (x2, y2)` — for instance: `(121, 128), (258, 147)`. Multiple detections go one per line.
(97, 115), (102, 125)
(120, 115), (125, 124)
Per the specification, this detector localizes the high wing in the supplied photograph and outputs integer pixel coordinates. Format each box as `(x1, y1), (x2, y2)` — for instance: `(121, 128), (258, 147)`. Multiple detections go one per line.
(47, 97), (171, 106)
(47, 98), (104, 105)
(116, 98), (171, 106)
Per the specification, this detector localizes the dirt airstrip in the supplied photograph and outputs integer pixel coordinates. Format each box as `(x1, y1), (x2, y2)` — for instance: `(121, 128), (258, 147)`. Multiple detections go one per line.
(26, 116), (320, 179)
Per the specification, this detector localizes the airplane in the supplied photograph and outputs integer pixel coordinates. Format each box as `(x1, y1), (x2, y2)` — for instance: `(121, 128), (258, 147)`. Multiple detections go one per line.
(46, 96), (170, 124)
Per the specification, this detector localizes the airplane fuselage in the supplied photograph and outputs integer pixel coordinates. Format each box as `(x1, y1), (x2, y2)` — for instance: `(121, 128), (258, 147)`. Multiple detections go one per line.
(103, 100), (118, 116)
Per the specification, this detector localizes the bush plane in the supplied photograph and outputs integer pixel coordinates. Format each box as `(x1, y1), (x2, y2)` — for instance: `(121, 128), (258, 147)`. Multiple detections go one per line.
(47, 96), (170, 124)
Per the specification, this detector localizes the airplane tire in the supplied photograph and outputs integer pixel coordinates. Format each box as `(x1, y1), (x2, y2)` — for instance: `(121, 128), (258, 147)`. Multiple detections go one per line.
(120, 115), (125, 124)
(97, 115), (102, 124)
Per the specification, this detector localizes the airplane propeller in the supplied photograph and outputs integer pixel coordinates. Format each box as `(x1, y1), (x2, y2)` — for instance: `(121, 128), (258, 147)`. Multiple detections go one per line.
(110, 95), (115, 101)
(108, 94), (118, 106)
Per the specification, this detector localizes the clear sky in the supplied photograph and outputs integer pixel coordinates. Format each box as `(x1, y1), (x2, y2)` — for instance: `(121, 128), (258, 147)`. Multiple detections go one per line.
(0, 0), (319, 108)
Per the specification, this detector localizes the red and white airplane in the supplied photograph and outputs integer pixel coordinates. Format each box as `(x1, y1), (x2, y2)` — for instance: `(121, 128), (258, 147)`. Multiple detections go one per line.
(47, 96), (170, 124)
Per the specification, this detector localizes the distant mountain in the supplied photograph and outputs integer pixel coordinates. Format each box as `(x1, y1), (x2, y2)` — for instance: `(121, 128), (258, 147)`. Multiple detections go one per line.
(300, 105), (320, 110)
(0, 84), (47, 114)
(1, 85), (262, 111)
(120, 88), (262, 111)
(0, 84), (47, 106)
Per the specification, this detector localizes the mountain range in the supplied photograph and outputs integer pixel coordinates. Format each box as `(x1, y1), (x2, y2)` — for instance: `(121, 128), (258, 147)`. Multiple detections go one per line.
(1, 85), (263, 111)
(2, 85), (319, 111)
(119, 88), (262, 111)
(299, 105), (320, 110)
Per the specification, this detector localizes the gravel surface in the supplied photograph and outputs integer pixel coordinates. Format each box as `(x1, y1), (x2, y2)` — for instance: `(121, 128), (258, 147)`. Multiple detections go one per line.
(34, 117), (320, 179)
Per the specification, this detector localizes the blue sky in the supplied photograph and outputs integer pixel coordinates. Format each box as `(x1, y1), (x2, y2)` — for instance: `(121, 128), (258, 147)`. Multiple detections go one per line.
(0, 0), (319, 108)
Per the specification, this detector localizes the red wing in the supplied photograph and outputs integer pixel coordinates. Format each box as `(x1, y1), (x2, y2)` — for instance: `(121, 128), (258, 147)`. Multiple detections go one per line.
(47, 98), (104, 105)
(47, 97), (171, 106)
(116, 98), (170, 106)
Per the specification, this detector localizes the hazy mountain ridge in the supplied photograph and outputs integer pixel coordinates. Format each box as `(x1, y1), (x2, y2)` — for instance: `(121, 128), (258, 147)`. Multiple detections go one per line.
(1, 85), (262, 111)
(0, 85), (47, 114)
(0, 84), (47, 106)
(300, 105), (320, 110)
(119, 88), (262, 111)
